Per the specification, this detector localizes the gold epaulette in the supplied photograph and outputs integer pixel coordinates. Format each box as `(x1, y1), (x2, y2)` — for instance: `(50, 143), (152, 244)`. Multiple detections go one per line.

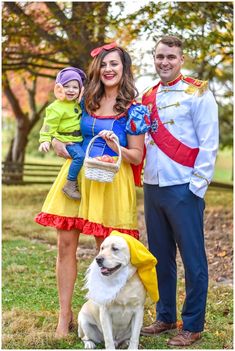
(134, 96), (142, 103)
(182, 76), (208, 96)
(142, 86), (154, 98)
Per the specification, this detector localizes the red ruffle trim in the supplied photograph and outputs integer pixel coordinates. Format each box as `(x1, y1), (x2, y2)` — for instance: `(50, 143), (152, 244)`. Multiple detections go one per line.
(34, 212), (139, 239)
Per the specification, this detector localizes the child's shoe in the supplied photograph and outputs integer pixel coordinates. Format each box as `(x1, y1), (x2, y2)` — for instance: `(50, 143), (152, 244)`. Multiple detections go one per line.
(62, 180), (81, 200)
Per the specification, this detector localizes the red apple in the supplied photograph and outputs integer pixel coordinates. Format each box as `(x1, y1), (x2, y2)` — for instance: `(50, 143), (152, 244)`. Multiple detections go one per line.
(94, 155), (115, 163)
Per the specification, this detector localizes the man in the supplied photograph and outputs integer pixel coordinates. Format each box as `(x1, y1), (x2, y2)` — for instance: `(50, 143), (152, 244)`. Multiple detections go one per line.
(141, 36), (219, 346)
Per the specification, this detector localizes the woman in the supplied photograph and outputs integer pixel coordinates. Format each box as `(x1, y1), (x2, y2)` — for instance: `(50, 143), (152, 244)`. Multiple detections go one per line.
(35, 42), (150, 338)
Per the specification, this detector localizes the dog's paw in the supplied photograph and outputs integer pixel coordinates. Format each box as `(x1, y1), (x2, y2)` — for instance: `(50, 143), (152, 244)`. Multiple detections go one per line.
(128, 340), (139, 349)
(116, 340), (130, 349)
(84, 340), (96, 349)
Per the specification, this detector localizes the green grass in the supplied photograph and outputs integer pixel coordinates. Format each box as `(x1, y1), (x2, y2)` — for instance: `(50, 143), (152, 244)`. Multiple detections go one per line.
(24, 153), (64, 165)
(2, 185), (233, 349)
(141, 284), (233, 349)
(213, 148), (233, 183)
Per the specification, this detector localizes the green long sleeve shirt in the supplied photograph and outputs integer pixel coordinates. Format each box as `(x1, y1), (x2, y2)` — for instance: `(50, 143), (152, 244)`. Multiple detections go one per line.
(39, 99), (83, 143)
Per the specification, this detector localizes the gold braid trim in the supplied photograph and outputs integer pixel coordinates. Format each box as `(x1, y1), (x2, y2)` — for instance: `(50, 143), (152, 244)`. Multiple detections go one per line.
(143, 86), (154, 97)
(193, 172), (210, 185)
(184, 79), (208, 96)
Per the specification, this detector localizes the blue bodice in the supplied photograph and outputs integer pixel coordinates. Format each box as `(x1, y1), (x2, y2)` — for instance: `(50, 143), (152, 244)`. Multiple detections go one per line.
(80, 102), (150, 157)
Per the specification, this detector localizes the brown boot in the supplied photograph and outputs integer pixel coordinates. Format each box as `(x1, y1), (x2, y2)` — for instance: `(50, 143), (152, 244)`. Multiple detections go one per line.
(140, 320), (177, 336)
(62, 180), (81, 200)
(167, 330), (201, 346)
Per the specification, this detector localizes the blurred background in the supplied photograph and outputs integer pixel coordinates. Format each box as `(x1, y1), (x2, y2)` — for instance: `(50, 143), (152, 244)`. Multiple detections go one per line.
(2, 1), (233, 185)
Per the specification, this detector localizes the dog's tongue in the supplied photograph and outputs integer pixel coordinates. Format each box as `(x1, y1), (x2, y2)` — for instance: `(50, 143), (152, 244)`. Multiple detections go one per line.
(101, 267), (110, 274)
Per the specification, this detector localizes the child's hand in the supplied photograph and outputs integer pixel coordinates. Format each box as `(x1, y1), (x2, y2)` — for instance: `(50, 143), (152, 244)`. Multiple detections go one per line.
(39, 141), (51, 152)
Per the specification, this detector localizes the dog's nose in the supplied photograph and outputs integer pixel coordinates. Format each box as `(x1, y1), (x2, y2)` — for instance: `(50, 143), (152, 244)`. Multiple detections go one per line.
(96, 256), (104, 267)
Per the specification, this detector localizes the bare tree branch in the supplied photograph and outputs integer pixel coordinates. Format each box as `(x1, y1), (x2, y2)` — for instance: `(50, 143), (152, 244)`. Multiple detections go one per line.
(44, 2), (68, 30)
(5, 2), (66, 46)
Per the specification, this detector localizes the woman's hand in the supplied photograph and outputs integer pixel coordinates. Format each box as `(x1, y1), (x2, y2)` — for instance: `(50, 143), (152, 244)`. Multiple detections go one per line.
(77, 86), (84, 103)
(98, 130), (119, 154)
(51, 138), (71, 158)
(98, 130), (145, 164)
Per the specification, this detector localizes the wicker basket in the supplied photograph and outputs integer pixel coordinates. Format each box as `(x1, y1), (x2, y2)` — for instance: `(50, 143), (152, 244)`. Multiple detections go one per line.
(84, 135), (122, 182)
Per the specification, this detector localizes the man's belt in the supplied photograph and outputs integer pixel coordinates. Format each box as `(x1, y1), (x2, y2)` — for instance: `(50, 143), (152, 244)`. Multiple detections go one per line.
(58, 130), (82, 137)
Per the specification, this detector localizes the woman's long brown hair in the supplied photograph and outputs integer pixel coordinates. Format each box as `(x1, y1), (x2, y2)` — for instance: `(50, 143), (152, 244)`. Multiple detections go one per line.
(84, 47), (138, 115)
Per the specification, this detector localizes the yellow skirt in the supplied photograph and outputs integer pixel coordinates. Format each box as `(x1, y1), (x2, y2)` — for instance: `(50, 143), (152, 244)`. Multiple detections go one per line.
(35, 159), (139, 238)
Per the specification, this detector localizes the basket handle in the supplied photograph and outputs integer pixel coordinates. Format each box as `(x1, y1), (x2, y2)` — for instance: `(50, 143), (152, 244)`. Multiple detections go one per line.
(85, 134), (122, 168)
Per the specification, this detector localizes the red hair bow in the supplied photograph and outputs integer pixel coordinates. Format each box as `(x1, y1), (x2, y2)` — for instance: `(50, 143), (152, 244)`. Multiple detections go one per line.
(90, 42), (117, 58)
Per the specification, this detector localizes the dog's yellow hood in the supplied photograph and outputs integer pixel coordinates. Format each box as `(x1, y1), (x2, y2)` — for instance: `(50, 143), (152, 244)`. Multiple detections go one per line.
(110, 231), (159, 302)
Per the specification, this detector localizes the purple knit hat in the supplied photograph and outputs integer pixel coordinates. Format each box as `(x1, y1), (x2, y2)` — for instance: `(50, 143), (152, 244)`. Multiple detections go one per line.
(55, 67), (86, 87)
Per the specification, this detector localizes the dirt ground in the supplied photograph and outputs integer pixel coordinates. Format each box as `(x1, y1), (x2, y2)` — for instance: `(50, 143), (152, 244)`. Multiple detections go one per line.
(137, 204), (233, 286)
(78, 202), (233, 287)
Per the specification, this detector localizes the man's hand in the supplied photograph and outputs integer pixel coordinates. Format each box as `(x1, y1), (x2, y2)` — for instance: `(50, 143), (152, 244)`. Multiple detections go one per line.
(39, 141), (51, 153)
(51, 138), (71, 158)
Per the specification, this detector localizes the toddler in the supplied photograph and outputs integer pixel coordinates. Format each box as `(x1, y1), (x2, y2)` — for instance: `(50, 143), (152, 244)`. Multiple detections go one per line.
(39, 67), (86, 200)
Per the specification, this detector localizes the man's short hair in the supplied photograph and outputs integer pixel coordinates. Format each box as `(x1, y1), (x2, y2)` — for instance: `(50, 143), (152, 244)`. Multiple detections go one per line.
(155, 35), (183, 55)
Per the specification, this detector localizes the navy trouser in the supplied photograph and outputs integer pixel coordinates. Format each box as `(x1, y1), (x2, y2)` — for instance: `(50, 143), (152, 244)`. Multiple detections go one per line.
(144, 183), (208, 332)
(66, 142), (85, 181)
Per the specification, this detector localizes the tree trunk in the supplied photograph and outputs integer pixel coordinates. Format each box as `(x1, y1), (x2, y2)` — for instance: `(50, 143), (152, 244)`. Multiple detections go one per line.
(3, 74), (48, 184)
(12, 118), (30, 163)
(3, 118), (30, 183)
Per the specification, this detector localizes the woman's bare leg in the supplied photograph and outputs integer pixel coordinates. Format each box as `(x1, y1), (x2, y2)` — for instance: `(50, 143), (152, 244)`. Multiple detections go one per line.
(55, 229), (80, 338)
(95, 236), (104, 252)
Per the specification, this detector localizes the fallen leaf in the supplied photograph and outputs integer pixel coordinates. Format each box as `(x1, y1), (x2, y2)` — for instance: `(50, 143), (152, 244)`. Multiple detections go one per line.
(217, 251), (227, 257)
